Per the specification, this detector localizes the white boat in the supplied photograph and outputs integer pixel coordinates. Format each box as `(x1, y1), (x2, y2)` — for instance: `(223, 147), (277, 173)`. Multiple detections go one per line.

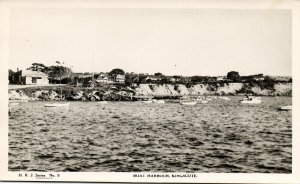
(219, 96), (230, 100)
(206, 97), (213, 101)
(153, 99), (165, 104)
(180, 101), (197, 105)
(9, 99), (29, 103)
(142, 100), (153, 104)
(195, 97), (204, 101)
(45, 102), (70, 107)
(240, 96), (261, 104)
(97, 101), (108, 104)
(280, 105), (292, 111)
(8, 102), (19, 114)
(201, 100), (209, 104)
(9, 102), (19, 106)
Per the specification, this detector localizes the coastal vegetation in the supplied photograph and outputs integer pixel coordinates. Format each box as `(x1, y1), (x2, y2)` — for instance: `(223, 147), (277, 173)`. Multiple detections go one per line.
(9, 62), (292, 101)
(9, 81), (292, 102)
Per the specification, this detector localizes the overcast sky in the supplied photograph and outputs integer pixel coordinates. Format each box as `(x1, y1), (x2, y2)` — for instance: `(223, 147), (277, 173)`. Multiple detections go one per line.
(9, 8), (292, 76)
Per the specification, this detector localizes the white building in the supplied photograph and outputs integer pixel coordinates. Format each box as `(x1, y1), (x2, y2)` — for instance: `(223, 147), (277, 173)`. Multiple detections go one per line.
(14, 70), (49, 85)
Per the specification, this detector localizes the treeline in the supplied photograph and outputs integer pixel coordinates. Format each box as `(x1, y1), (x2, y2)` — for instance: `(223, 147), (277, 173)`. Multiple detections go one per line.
(125, 71), (291, 85)
(10, 63), (292, 87)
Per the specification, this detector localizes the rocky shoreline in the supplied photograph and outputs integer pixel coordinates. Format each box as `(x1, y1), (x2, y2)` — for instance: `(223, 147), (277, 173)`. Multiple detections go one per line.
(8, 82), (292, 101)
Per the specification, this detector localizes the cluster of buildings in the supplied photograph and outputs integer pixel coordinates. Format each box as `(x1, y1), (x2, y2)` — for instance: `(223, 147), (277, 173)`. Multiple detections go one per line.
(8, 68), (192, 86)
(9, 68), (291, 87)
(8, 69), (126, 86)
(6, 68), (236, 86)
(73, 73), (125, 87)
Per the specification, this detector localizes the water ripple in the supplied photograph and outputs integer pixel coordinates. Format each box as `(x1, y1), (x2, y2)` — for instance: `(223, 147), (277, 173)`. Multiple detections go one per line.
(9, 97), (292, 173)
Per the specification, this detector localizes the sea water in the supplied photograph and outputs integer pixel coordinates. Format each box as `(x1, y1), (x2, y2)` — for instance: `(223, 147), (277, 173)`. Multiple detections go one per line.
(8, 96), (292, 173)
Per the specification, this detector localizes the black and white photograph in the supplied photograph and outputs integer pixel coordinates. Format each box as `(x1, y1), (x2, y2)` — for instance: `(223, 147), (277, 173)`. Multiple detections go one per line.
(1, 0), (300, 183)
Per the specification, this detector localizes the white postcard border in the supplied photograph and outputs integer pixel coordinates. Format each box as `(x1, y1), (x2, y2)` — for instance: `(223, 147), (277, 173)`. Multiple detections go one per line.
(0, 0), (299, 183)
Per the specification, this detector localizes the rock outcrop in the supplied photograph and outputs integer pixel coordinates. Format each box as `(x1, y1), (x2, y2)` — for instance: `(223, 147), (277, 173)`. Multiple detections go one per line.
(8, 82), (292, 101)
(133, 82), (291, 96)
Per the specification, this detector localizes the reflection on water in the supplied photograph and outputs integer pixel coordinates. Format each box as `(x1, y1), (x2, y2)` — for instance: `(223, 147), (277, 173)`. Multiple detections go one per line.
(9, 97), (292, 173)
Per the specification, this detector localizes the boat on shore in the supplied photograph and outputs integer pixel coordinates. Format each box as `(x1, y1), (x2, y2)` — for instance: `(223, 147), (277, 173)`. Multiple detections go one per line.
(97, 101), (108, 105)
(240, 96), (261, 104)
(279, 105), (292, 111)
(45, 102), (70, 107)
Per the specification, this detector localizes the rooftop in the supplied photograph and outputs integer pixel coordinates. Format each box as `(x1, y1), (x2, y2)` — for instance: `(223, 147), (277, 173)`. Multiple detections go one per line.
(21, 70), (48, 77)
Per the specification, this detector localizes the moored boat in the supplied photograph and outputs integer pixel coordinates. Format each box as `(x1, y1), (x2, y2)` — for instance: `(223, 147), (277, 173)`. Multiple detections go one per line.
(180, 101), (197, 105)
(97, 101), (108, 105)
(240, 96), (261, 104)
(195, 96), (204, 101)
(45, 102), (70, 107)
(153, 99), (165, 104)
(142, 100), (153, 104)
(279, 105), (292, 111)
(8, 102), (20, 114)
(219, 96), (230, 101)
(206, 96), (213, 101)
(9, 102), (19, 106)
(9, 99), (29, 103)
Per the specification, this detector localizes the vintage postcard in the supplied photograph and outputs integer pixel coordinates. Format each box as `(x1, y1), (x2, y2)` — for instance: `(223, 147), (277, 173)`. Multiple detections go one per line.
(0, 0), (300, 183)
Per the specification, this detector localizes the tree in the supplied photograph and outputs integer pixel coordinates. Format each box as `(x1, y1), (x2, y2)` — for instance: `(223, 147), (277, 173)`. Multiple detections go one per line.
(191, 76), (201, 83)
(161, 76), (171, 84)
(173, 75), (182, 80)
(109, 68), (125, 82)
(139, 76), (147, 84)
(46, 66), (73, 84)
(227, 71), (240, 82)
(109, 68), (125, 76)
(125, 73), (138, 86)
(27, 63), (47, 71)
(154, 72), (163, 77)
(191, 76), (209, 83)
(207, 77), (217, 83)
(125, 76), (133, 86)
(9, 69), (15, 75)
(55, 61), (65, 66)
